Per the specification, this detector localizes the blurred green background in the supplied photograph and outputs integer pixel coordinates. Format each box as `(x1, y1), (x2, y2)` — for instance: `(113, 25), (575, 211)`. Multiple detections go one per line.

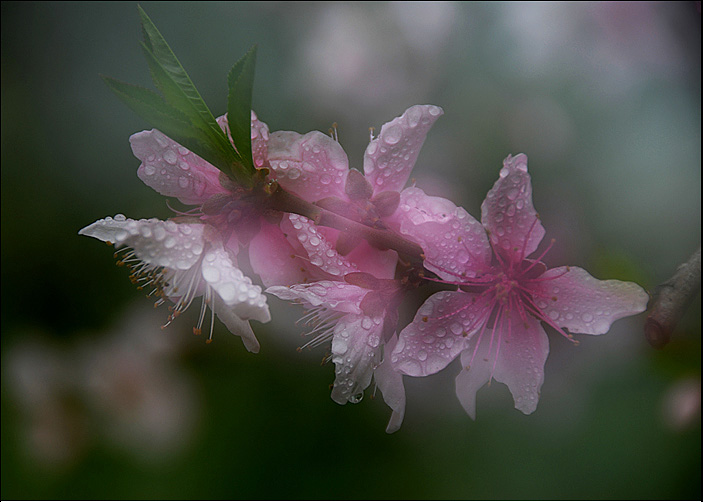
(2, 2), (700, 499)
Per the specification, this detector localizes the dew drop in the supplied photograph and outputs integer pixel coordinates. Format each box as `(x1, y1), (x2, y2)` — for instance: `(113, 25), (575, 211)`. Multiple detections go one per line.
(202, 266), (220, 282)
(383, 125), (403, 145)
(163, 150), (178, 165)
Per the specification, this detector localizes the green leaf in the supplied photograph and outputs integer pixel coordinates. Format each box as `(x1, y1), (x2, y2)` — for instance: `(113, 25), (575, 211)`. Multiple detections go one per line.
(227, 45), (258, 171)
(102, 76), (247, 180)
(136, 6), (253, 182)
(138, 7), (222, 138)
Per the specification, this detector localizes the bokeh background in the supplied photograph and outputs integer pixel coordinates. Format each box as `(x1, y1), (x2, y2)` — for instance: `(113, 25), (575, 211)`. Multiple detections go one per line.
(2, 2), (700, 499)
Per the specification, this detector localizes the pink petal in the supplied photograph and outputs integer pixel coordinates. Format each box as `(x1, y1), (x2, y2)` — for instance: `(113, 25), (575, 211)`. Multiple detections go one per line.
(455, 351), (492, 420)
(392, 291), (490, 377)
(344, 240), (397, 280)
(131, 130), (223, 205)
(79, 215), (205, 270)
(249, 221), (309, 287)
(530, 266), (649, 335)
(330, 314), (384, 405)
(481, 154), (545, 263)
(364, 105), (443, 193)
(456, 312), (549, 417)
(389, 187), (492, 280)
(268, 130), (348, 202)
(374, 334), (406, 433)
(286, 214), (357, 278)
(200, 242), (270, 323)
(266, 281), (367, 315)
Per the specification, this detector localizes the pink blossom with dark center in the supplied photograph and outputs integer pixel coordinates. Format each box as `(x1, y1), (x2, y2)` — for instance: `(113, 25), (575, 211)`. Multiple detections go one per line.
(391, 154), (649, 417)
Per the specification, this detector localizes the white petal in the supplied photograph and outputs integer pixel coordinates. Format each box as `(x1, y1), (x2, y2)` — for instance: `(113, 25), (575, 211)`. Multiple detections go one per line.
(200, 243), (270, 323)
(330, 314), (383, 405)
(79, 216), (205, 270)
(213, 303), (261, 353)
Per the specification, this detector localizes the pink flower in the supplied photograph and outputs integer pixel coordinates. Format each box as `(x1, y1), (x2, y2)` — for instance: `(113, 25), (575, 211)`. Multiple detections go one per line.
(131, 112), (271, 244)
(391, 154), (649, 417)
(264, 214), (405, 432)
(79, 215), (269, 351)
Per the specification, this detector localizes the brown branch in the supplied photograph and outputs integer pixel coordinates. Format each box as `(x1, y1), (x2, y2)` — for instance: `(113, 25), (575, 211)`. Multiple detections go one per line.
(265, 183), (426, 268)
(645, 247), (701, 349)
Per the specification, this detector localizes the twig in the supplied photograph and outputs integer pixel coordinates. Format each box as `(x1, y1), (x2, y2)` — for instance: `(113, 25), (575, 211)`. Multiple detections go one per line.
(645, 247), (701, 348)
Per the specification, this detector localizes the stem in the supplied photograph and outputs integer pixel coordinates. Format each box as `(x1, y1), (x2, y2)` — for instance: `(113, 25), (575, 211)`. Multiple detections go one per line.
(645, 247), (701, 349)
(265, 184), (426, 268)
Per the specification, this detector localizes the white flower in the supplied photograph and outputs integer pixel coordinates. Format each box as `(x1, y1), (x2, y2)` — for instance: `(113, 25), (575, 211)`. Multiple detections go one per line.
(79, 214), (270, 351)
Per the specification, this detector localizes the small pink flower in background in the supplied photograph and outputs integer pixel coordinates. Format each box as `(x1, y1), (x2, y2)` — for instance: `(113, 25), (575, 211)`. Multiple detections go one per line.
(79, 215), (269, 350)
(391, 154), (649, 417)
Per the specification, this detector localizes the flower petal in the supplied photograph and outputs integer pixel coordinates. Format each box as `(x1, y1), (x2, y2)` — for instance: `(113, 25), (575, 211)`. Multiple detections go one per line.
(456, 312), (549, 417)
(268, 130), (348, 202)
(249, 221), (309, 287)
(392, 291), (489, 377)
(530, 266), (649, 335)
(390, 187), (492, 280)
(364, 105), (443, 193)
(286, 214), (357, 278)
(200, 242), (270, 323)
(213, 304), (261, 353)
(374, 334), (406, 433)
(131, 130), (223, 205)
(330, 314), (384, 405)
(79, 215), (205, 270)
(344, 240), (397, 280)
(481, 154), (545, 263)
(267, 281), (367, 314)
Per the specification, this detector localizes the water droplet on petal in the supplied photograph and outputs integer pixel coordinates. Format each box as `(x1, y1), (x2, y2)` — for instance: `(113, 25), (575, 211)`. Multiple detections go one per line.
(383, 125), (402, 145)
(163, 150), (178, 165)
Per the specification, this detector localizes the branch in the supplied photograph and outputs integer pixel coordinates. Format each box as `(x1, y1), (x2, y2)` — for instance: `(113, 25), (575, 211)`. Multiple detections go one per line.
(645, 247), (701, 349)
(265, 183), (426, 268)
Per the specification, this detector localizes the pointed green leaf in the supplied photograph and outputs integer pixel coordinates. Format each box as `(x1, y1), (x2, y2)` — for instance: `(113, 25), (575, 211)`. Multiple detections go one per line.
(227, 45), (257, 171)
(102, 76), (248, 183)
(137, 6), (253, 180)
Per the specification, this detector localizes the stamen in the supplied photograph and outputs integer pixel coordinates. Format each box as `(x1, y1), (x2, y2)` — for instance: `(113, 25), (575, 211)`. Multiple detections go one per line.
(520, 239), (555, 277)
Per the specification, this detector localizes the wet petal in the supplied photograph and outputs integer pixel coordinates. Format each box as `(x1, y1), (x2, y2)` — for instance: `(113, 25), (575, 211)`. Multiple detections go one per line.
(530, 266), (649, 335)
(267, 281), (367, 314)
(481, 154), (545, 263)
(456, 312), (548, 417)
(79, 215), (205, 270)
(286, 214), (357, 278)
(131, 130), (223, 205)
(392, 291), (490, 377)
(330, 314), (383, 405)
(364, 105), (443, 193)
(268, 130), (348, 202)
(374, 334), (406, 433)
(200, 243), (270, 323)
(390, 187), (492, 280)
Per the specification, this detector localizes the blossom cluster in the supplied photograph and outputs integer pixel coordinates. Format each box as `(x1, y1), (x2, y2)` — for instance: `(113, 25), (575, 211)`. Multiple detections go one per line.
(81, 105), (649, 432)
